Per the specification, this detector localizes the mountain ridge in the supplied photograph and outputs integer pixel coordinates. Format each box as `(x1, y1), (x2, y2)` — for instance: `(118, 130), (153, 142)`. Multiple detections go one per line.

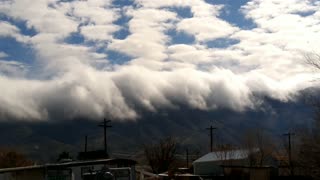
(0, 95), (315, 163)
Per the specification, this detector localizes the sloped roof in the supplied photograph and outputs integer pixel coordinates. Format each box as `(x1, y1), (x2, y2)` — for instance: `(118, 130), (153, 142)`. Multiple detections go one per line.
(0, 158), (137, 173)
(193, 149), (257, 164)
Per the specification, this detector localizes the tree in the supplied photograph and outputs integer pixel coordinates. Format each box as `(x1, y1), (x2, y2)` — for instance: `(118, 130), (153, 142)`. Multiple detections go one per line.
(57, 151), (72, 162)
(0, 148), (33, 168)
(296, 96), (320, 178)
(305, 52), (320, 70)
(214, 144), (236, 166)
(297, 129), (320, 178)
(297, 52), (320, 179)
(144, 137), (177, 174)
(241, 128), (276, 167)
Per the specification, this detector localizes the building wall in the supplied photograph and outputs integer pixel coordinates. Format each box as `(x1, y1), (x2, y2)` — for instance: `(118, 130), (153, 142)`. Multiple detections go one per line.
(223, 167), (250, 177)
(249, 169), (270, 180)
(193, 159), (246, 176)
(0, 169), (45, 180)
(193, 161), (223, 176)
(224, 167), (275, 180)
(0, 173), (12, 180)
(72, 165), (135, 180)
(71, 164), (105, 180)
(47, 169), (73, 180)
(0, 160), (136, 180)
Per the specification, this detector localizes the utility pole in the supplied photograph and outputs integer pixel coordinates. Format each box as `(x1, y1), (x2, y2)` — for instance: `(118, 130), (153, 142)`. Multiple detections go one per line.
(99, 119), (112, 158)
(186, 148), (189, 168)
(206, 125), (217, 152)
(283, 132), (295, 176)
(84, 135), (88, 153)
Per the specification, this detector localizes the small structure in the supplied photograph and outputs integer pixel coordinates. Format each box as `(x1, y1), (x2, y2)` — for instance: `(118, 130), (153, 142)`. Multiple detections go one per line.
(192, 150), (249, 176)
(0, 158), (136, 180)
(158, 172), (202, 180)
(222, 165), (277, 180)
(136, 169), (159, 180)
(193, 149), (255, 177)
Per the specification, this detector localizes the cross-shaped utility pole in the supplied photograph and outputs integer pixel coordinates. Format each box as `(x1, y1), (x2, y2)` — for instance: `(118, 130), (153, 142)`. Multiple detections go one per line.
(206, 125), (217, 152)
(186, 148), (189, 168)
(84, 135), (88, 152)
(98, 118), (112, 158)
(283, 132), (295, 176)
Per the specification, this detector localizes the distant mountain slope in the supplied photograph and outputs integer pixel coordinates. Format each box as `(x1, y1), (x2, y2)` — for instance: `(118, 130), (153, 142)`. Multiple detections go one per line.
(0, 96), (315, 163)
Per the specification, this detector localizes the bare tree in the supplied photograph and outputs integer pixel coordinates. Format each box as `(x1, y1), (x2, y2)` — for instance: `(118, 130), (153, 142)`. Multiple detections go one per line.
(241, 128), (276, 167)
(0, 148), (33, 168)
(297, 130), (320, 178)
(297, 99), (320, 178)
(297, 52), (320, 179)
(57, 151), (72, 162)
(305, 52), (320, 70)
(144, 137), (177, 174)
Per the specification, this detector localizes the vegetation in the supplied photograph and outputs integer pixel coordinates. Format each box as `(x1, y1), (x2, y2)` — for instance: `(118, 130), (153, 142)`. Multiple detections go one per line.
(241, 128), (276, 167)
(0, 148), (33, 168)
(144, 137), (177, 174)
(295, 52), (320, 179)
(296, 98), (320, 178)
(57, 151), (73, 162)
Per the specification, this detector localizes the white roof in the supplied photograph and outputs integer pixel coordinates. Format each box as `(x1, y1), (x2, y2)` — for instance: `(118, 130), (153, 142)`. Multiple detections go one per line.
(193, 149), (257, 164)
(0, 158), (136, 173)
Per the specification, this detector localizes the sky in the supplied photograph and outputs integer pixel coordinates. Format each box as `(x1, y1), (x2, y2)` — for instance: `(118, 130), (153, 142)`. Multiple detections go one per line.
(0, 0), (319, 122)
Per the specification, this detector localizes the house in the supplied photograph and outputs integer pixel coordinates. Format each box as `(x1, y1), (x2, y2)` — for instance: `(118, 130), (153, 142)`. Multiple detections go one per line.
(158, 168), (202, 180)
(0, 158), (137, 180)
(193, 149), (256, 177)
(222, 165), (277, 180)
(158, 173), (202, 180)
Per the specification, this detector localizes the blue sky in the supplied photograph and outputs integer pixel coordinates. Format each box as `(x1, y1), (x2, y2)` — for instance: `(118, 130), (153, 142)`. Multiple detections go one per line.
(0, 0), (319, 121)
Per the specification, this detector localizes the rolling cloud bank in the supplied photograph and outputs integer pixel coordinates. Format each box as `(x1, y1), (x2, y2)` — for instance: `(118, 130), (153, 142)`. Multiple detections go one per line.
(0, 0), (319, 121)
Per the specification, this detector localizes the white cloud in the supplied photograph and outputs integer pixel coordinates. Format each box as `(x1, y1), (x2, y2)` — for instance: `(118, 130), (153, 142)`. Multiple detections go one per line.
(0, 0), (78, 36)
(0, 60), (28, 77)
(177, 17), (238, 42)
(240, 0), (320, 52)
(0, 52), (8, 58)
(109, 8), (177, 61)
(135, 0), (191, 8)
(0, 0), (319, 121)
(136, 0), (222, 15)
(0, 21), (29, 42)
(219, 0), (320, 82)
(0, 65), (256, 121)
(0, 66), (137, 121)
(0, 21), (19, 36)
(67, 0), (117, 25)
(168, 44), (213, 64)
(172, 0), (238, 42)
(80, 25), (119, 42)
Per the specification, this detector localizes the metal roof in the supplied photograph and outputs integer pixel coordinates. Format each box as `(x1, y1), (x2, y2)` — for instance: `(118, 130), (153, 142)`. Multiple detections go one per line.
(193, 149), (258, 164)
(0, 158), (136, 173)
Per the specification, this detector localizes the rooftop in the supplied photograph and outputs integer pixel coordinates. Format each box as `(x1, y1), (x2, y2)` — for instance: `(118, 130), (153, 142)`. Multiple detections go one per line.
(193, 149), (259, 164)
(0, 158), (137, 173)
